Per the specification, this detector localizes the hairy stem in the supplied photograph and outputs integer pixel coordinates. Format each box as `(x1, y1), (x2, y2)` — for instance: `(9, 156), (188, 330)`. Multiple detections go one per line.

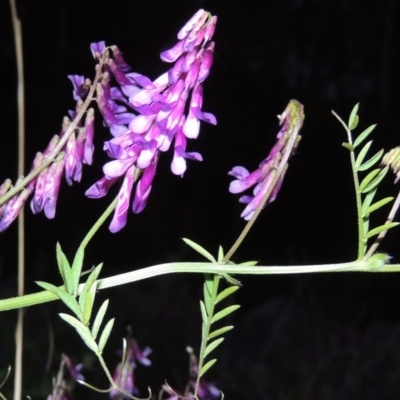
(2, 258), (397, 312)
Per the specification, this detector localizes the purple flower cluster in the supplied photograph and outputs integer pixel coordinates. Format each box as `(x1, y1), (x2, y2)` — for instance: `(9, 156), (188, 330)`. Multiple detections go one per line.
(0, 9), (216, 233)
(85, 9), (217, 232)
(229, 101), (304, 220)
(46, 354), (84, 400)
(110, 335), (152, 398)
(0, 87), (95, 232)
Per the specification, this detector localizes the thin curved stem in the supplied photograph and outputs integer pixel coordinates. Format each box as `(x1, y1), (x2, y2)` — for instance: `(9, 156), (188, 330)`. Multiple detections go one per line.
(80, 196), (118, 250)
(2, 258), (397, 312)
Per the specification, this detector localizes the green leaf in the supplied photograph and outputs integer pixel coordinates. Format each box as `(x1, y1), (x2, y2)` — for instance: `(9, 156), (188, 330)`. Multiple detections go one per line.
(36, 281), (82, 320)
(239, 260), (258, 266)
(59, 313), (98, 353)
(208, 326), (234, 340)
(358, 149), (384, 172)
(204, 274), (214, 297)
(71, 247), (85, 295)
(211, 305), (240, 324)
(56, 243), (73, 294)
(98, 318), (115, 353)
(355, 140), (372, 170)
(367, 253), (390, 269)
(366, 222), (400, 239)
(199, 359), (217, 378)
(350, 115), (359, 130)
(215, 286), (240, 304)
(359, 169), (380, 192)
(217, 246), (224, 262)
(200, 300), (208, 324)
(203, 280), (213, 315)
(361, 188), (378, 215)
(182, 238), (216, 262)
(204, 338), (224, 358)
(364, 197), (394, 216)
(361, 166), (388, 193)
(78, 264), (102, 314)
(91, 299), (109, 339)
(220, 274), (241, 286)
(353, 124), (377, 148)
(342, 142), (354, 151)
(81, 292), (93, 326)
(348, 103), (359, 130)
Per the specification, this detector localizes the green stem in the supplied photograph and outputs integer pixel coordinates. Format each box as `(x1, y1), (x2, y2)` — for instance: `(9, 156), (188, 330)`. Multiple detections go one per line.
(350, 143), (365, 260)
(2, 258), (399, 312)
(332, 111), (365, 259)
(80, 196), (118, 250)
(194, 275), (220, 398)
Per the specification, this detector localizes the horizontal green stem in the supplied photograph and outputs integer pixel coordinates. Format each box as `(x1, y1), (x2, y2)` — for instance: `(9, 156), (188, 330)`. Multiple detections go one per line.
(2, 259), (400, 312)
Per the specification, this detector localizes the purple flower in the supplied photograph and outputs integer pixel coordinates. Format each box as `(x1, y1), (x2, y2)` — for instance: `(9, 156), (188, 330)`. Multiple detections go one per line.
(46, 354), (83, 400)
(90, 41), (106, 59)
(63, 354), (84, 382)
(110, 333), (151, 399)
(0, 188), (31, 232)
(67, 75), (90, 101)
(88, 9), (217, 232)
(0, 69), (96, 231)
(162, 347), (220, 400)
(229, 100), (304, 220)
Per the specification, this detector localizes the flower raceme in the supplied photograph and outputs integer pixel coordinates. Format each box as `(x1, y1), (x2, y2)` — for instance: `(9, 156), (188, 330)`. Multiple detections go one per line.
(86, 9), (217, 232)
(229, 100), (304, 220)
(0, 9), (216, 233)
(0, 91), (95, 232)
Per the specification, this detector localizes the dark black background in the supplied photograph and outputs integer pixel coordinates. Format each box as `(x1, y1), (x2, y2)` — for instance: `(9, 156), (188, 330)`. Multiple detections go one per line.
(1, 0), (400, 399)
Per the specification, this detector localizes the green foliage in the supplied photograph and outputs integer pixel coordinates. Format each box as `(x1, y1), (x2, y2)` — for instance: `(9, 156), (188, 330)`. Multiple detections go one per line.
(37, 248), (114, 357)
(334, 104), (398, 257)
(348, 103), (360, 130)
(56, 242), (74, 294)
(197, 272), (240, 395)
(182, 238), (241, 285)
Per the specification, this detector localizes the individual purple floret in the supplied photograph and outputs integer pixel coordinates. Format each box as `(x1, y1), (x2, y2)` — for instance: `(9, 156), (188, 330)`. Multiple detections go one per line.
(0, 187), (31, 232)
(110, 333), (152, 399)
(86, 9), (217, 232)
(68, 75), (90, 101)
(46, 354), (83, 400)
(229, 100), (304, 221)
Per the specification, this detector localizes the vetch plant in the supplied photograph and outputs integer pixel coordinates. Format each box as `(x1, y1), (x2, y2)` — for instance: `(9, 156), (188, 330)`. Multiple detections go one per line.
(2, 5), (400, 400)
